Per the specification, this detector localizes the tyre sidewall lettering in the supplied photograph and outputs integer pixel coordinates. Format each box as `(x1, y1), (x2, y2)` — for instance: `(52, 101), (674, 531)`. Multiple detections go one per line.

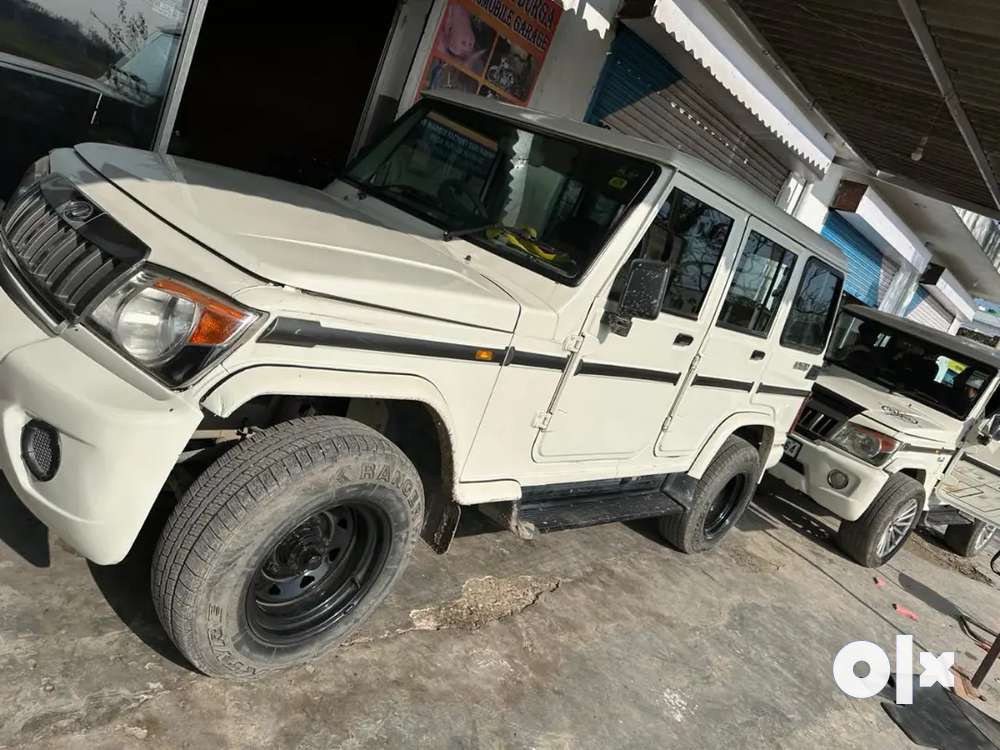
(195, 453), (421, 673)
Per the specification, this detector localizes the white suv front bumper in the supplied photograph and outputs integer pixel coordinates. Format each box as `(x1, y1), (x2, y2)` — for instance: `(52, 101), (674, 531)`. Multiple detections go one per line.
(769, 434), (889, 521)
(0, 278), (201, 564)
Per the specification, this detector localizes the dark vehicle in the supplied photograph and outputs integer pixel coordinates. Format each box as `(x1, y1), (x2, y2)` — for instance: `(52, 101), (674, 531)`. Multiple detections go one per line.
(0, 30), (180, 198)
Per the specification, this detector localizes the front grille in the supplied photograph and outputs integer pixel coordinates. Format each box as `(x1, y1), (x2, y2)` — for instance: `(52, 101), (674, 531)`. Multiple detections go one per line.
(1, 177), (147, 322)
(794, 405), (840, 439)
(793, 385), (864, 441)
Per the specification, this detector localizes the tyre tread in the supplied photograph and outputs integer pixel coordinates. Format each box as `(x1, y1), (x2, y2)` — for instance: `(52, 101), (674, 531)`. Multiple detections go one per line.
(151, 417), (418, 675)
(836, 473), (924, 567)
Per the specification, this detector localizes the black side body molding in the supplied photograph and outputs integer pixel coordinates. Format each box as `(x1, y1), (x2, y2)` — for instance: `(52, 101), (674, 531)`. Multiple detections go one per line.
(692, 375), (754, 392)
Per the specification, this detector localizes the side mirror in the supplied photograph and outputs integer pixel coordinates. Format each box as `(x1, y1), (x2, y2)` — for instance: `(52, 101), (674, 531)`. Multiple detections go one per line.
(978, 413), (1000, 444)
(605, 259), (670, 336)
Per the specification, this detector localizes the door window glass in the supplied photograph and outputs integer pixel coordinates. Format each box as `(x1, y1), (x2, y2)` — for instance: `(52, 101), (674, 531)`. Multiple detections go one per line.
(781, 258), (845, 352)
(612, 189), (734, 317)
(718, 231), (797, 336)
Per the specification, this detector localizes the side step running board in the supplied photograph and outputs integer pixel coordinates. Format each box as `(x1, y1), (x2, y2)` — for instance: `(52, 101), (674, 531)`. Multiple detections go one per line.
(480, 474), (694, 540)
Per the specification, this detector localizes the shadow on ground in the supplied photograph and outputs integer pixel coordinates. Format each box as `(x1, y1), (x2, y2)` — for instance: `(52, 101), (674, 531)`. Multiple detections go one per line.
(749, 478), (848, 552)
(0, 472), (49, 568)
(896, 572), (963, 620)
(87, 493), (193, 672)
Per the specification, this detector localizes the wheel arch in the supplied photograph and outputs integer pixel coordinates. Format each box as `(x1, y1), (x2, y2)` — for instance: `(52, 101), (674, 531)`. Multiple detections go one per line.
(199, 365), (463, 553)
(688, 412), (776, 479)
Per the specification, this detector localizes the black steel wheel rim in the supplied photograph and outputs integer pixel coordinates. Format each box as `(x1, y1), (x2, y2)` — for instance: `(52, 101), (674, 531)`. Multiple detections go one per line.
(703, 475), (746, 540)
(245, 501), (391, 647)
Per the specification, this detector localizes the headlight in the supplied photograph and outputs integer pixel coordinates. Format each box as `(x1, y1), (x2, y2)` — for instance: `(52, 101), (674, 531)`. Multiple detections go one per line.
(828, 423), (900, 465)
(89, 269), (261, 386)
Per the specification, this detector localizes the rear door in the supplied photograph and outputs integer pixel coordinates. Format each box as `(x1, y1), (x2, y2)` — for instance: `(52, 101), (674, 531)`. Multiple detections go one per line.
(657, 219), (799, 454)
(757, 256), (845, 439)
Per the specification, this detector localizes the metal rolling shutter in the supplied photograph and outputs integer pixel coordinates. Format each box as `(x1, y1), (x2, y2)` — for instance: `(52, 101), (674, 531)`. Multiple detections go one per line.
(820, 212), (898, 307)
(586, 27), (789, 201)
(905, 288), (955, 332)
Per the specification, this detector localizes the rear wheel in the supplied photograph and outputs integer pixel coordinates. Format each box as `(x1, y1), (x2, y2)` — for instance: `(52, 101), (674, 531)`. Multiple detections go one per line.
(836, 473), (924, 568)
(659, 436), (760, 553)
(152, 416), (423, 678)
(944, 519), (997, 558)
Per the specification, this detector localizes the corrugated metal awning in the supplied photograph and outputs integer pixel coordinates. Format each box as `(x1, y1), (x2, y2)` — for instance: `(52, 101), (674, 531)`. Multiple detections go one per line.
(732, 0), (1000, 218)
(647, 0), (836, 173)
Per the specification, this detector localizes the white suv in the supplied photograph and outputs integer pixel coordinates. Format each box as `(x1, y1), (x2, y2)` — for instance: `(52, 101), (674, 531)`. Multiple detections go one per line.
(771, 304), (1000, 566)
(0, 92), (845, 677)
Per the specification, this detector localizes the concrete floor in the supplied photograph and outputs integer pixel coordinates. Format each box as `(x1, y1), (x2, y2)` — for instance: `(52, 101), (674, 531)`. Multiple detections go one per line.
(1, 475), (999, 750)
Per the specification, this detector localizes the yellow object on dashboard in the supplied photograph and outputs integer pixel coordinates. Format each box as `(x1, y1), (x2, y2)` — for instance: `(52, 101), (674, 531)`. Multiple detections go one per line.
(485, 226), (560, 262)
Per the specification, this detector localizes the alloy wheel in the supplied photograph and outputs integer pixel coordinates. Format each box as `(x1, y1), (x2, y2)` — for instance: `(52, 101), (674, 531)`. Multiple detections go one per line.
(973, 524), (997, 553)
(876, 499), (918, 559)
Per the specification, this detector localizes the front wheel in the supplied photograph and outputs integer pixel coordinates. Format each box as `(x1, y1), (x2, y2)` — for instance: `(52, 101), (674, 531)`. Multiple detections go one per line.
(944, 519), (997, 558)
(836, 473), (923, 568)
(659, 436), (760, 553)
(151, 417), (423, 679)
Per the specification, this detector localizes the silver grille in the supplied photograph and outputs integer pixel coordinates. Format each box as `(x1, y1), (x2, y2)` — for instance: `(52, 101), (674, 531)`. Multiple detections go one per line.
(2, 183), (131, 321)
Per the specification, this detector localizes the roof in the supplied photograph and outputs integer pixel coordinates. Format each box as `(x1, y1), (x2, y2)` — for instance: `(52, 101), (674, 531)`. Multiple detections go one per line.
(425, 90), (847, 271)
(844, 303), (1000, 368)
(733, 0), (1000, 218)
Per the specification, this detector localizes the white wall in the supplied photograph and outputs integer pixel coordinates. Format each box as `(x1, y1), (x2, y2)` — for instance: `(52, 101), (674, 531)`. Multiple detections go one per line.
(530, 0), (622, 119)
(792, 164), (844, 232)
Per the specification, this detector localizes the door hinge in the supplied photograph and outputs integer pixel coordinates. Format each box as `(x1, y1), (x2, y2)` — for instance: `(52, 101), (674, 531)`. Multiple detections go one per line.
(563, 334), (585, 353)
(532, 411), (553, 430)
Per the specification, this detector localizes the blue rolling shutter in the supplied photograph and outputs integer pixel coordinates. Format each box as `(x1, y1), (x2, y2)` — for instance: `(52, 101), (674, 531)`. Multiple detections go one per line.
(585, 28), (790, 200)
(820, 212), (898, 307)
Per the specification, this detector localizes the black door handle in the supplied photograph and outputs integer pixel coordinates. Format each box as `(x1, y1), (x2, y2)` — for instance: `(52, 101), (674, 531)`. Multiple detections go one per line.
(750, 350), (766, 360)
(674, 333), (694, 346)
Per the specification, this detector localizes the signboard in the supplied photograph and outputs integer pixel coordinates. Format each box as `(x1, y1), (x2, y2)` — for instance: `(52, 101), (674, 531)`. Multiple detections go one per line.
(419, 0), (564, 105)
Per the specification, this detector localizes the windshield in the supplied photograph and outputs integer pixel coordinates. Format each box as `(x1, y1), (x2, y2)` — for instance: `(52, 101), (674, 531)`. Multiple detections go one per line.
(827, 311), (997, 419)
(344, 101), (659, 284)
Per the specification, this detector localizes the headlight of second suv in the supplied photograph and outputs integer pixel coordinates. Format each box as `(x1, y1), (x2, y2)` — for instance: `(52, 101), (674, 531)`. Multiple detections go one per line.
(88, 268), (261, 387)
(828, 423), (900, 466)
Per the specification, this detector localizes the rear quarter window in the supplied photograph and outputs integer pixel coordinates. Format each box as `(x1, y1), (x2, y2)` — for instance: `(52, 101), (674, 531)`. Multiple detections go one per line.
(781, 257), (844, 353)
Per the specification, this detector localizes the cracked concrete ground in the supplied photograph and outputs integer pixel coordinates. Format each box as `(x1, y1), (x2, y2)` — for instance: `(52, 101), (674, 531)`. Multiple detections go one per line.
(1, 474), (1000, 749)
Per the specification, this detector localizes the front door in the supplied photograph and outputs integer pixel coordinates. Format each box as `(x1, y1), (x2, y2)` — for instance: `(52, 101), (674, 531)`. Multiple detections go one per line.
(533, 175), (747, 461)
(937, 441), (1000, 525)
(933, 382), (1000, 526)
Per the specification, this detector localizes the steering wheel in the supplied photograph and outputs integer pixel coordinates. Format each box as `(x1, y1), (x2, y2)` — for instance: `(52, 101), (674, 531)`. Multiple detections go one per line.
(438, 179), (488, 222)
